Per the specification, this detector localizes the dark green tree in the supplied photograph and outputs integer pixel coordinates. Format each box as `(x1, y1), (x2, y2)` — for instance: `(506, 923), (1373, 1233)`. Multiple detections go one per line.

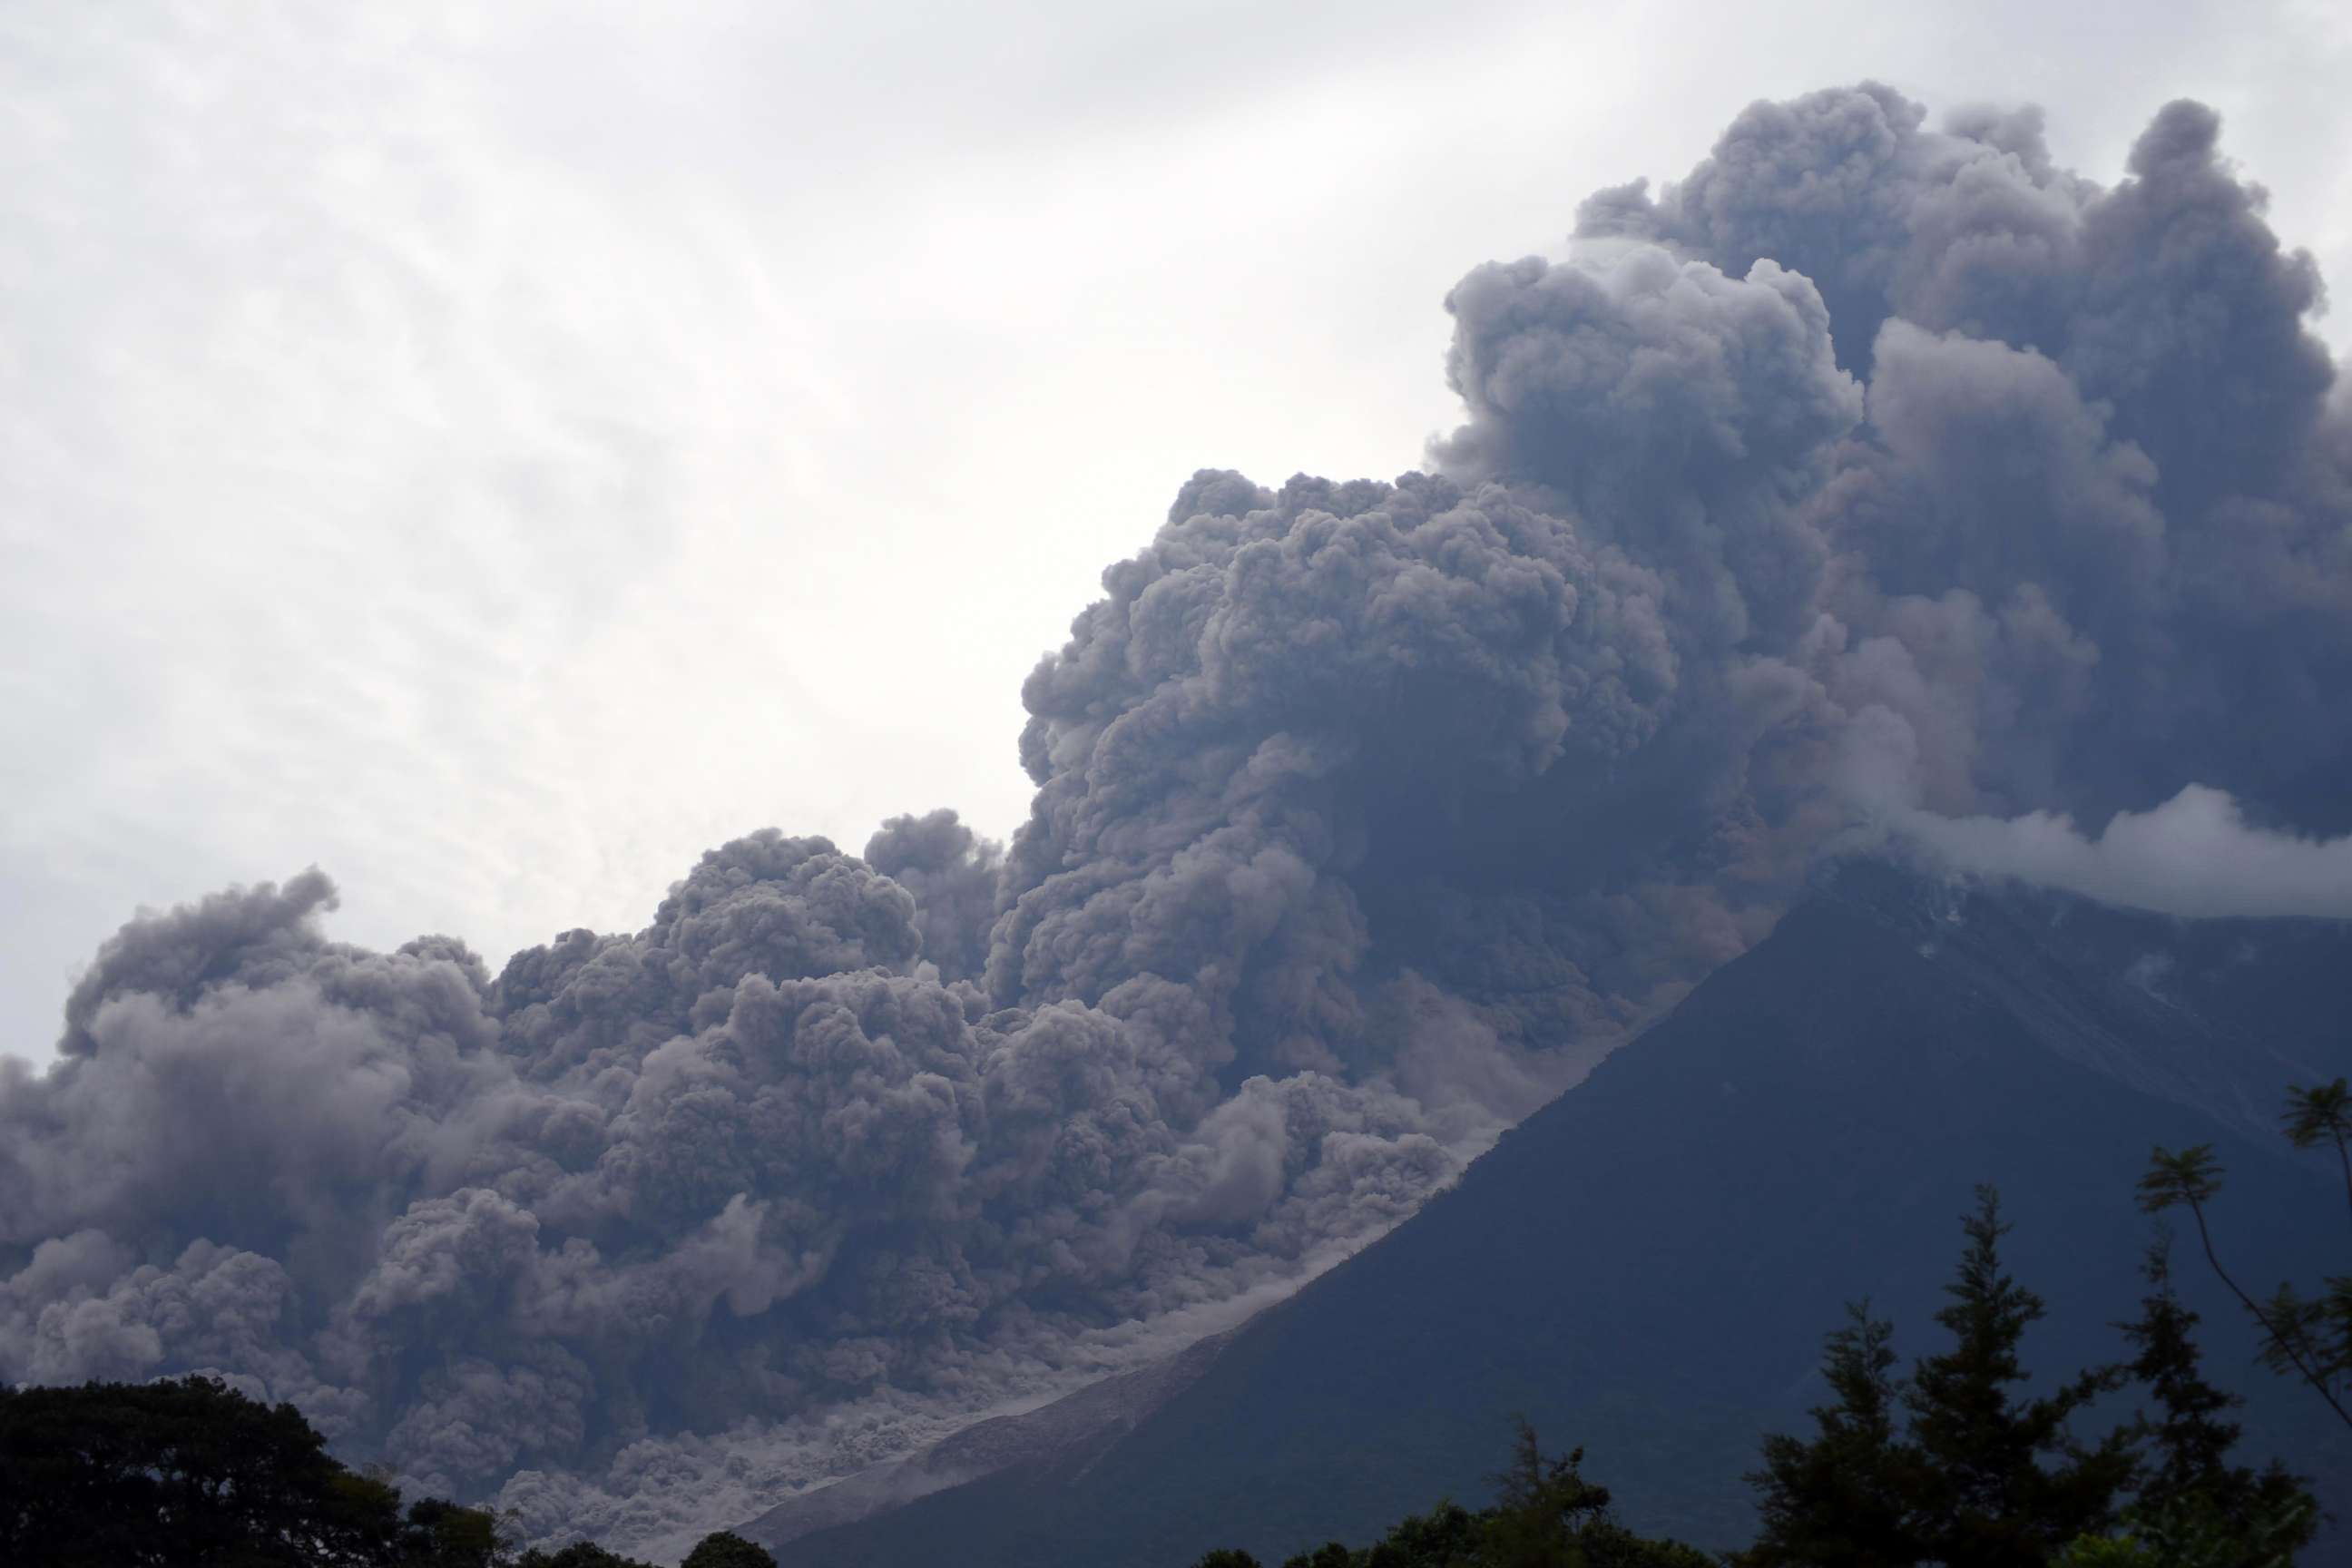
(513, 1544), (656, 1568)
(1242, 1427), (1700, 1568)
(1279, 1542), (1354, 1568)
(680, 1530), (778, 1568)
(1739, 1303), (1924, 1567)
(396, 1494), (514, 1567)
(2119, 1233), (2247, 1504)
(2053, 1485), (2318, 1568)
(1902, 1187), (2136, 1565)
(1741, 1189), (2137, 1568)
(2115, 1232), (2316, 1544)
(0, 1377), (662, 1568)
(1477, 1419), (1616, 1567)
(2052, 1233), (2319, 1567)
(1358, 1500), (1482, 1568)
(1470, 1420), (1710, 1568)
(1279, 1544), (1357, 1568)
(0, 1376), (407, 1567)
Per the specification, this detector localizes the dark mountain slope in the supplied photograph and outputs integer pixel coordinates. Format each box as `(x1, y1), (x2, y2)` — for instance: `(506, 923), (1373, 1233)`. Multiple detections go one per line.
(772, 867), (2352, 1567)
(740, 1328), (1236, 1551)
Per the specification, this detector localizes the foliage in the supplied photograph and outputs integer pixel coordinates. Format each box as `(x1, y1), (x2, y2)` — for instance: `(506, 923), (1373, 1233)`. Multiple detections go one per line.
(1740, 1303), (1921, 1566)
(505, 1528), (769, 1568)
(1736, 1183), (2327, 1568)
(0, 1375), (476, 1567)
(512, 1545), (655, 1568)
(679, 1530), (779, 1568)
(2139, 1076), (2352, 1430)
(1901, 1188), (2138, 1561)
(402, 1495), (514, 1568)
(1184, 1423), (1710, 1568)
(0, 1375), (675, 1568)
(2053, 1485), (2320, 1568)
(1738, 1189), (2137, 1567)
(2115, 1233), (2318, 1561)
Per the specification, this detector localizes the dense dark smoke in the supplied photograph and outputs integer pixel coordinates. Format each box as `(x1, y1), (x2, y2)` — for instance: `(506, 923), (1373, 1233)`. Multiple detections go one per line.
(5, 85), (2350, 1557)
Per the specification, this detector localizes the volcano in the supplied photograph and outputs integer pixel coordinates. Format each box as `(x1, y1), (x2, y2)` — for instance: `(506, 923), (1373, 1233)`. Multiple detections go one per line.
(754, 863), (2352, 1566)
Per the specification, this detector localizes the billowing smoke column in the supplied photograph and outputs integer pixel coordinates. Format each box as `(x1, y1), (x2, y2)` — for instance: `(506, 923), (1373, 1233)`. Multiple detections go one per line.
(5, 85), (2350, 1554)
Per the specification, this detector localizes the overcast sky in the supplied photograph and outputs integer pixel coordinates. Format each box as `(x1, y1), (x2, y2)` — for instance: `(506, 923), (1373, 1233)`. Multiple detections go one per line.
(5, 0), (2348, 1068)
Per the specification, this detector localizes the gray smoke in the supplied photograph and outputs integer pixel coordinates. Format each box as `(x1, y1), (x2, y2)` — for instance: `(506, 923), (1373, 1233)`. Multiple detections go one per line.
(5, 83), (2348, 1558)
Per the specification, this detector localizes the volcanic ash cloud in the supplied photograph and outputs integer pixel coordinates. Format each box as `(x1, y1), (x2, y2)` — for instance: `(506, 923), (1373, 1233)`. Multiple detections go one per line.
(5, 83), (2349, 1554)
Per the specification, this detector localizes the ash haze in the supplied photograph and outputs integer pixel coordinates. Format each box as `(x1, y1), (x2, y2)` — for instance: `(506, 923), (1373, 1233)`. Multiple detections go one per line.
(6, 3), (2352, 1563)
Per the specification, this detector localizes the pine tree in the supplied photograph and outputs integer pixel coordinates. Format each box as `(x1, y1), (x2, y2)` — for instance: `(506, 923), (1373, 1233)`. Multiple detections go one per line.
(1903, 1187), (2136, 1567)
(1739, 1303), (1924, 1567)
(2102, 1232), (2318, 1566)
(1479, 1418), (1615, 1567)
(2121, 1234), (2248, 1513)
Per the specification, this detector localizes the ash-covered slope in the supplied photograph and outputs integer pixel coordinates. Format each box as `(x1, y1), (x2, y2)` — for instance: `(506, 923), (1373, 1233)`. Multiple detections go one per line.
(740, 1328), (1235, 1551)
(770, 866), (2352, 1567)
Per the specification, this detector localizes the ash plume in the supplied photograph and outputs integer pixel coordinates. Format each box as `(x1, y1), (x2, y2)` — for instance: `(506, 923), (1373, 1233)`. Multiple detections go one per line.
(5, 84), (2349, 1558)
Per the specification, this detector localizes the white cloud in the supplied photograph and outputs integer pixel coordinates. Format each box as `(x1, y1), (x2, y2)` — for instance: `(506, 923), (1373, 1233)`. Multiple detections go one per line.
(1901, 783), (2352, 918)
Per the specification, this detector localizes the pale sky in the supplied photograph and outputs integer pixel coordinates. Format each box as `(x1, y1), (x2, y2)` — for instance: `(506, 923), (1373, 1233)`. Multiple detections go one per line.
(5, 0), (2349, 1067)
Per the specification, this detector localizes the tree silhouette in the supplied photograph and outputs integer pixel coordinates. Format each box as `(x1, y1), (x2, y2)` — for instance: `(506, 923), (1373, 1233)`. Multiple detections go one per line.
(0, 1376), (406, 1567)
(1742, 1188), (2138, 1567)
(2281, 1078), (2352, 1235)
(1740, 1304), (1921, 1566)
(2087, 1232), (2319, 1563)
(1902, 1188), (2136, 1563)
(2140, 1075), (2352, 1430)
(512, 1544), (655, 1568)
(0, 1376), (589, 1567)
(680, 1530), (778, 1568)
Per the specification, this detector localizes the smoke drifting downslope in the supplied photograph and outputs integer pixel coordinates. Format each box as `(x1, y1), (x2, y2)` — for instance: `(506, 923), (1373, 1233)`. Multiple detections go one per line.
(5, 85), (2349, 1556)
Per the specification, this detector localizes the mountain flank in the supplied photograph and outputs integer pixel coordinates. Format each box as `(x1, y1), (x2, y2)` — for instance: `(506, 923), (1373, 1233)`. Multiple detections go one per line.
(760, 865), (2352, 1567)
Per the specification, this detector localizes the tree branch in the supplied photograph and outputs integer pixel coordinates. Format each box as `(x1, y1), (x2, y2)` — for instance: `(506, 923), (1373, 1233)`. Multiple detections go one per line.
(2187, 1195), (2352, 1431)
(2334, 1126), (2352, 1245)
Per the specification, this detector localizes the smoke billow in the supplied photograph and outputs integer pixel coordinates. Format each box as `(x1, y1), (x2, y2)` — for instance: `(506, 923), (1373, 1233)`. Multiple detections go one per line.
(5, 84), (2349, 1556)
